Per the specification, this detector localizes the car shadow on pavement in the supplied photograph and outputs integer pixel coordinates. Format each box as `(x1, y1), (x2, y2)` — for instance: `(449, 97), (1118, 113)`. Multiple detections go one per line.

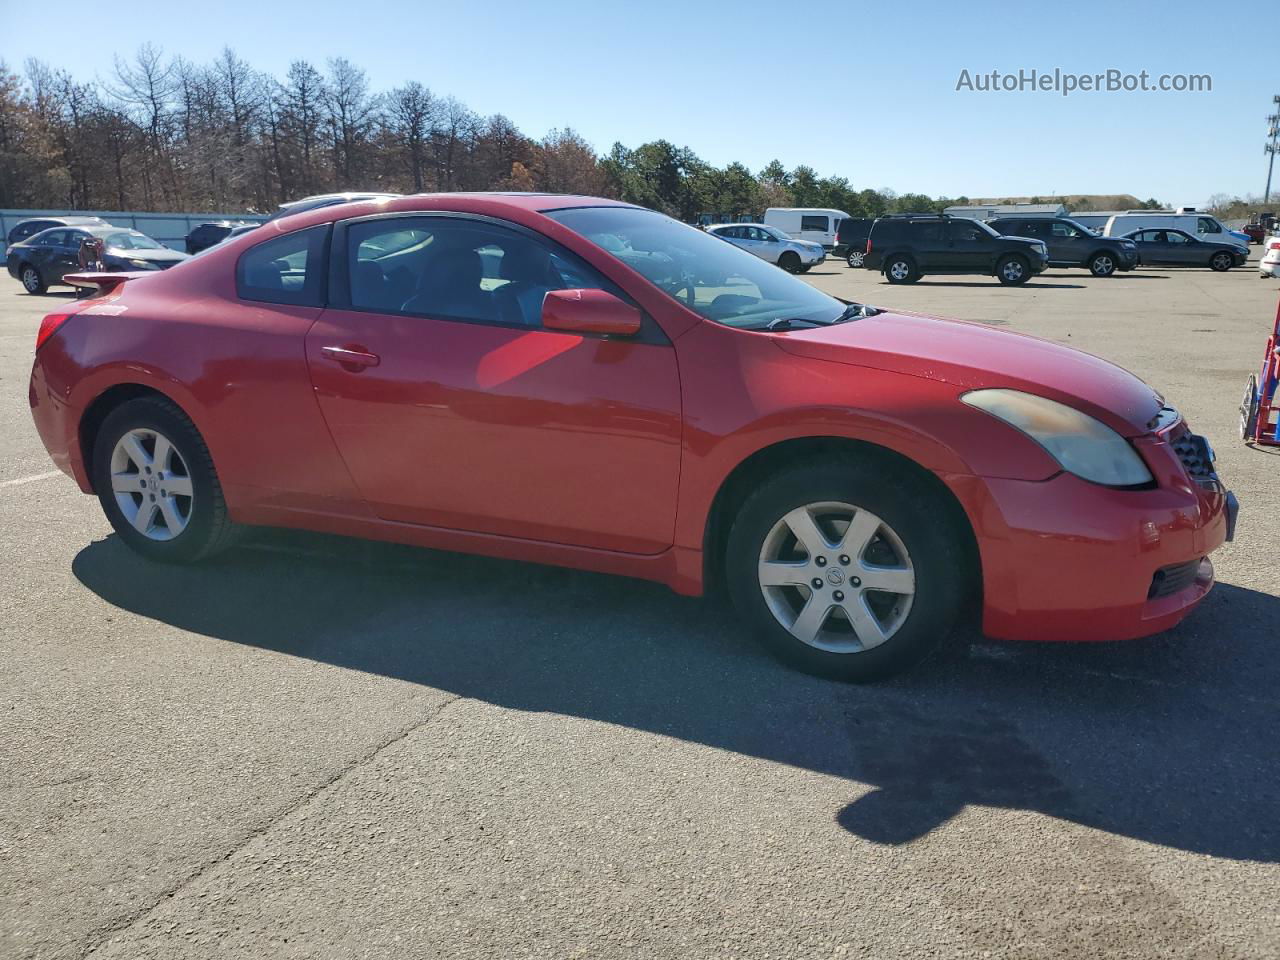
(73, 530), (1280, 863)
(884, 280), (1086, 290)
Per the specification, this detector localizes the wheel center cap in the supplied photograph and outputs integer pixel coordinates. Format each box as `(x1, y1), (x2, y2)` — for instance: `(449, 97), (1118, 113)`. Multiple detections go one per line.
(826, 569), (846, 586)
(148, 476), (159, 492)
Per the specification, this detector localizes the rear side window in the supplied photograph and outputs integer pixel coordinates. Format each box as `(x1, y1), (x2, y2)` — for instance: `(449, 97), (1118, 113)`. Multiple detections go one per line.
(914, 222), (945, 242)
(236, 225), (329, 306)
(800, 215), (828, 232)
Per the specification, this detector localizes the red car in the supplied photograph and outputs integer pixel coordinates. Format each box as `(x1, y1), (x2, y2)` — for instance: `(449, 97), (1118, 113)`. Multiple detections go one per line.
(28, 194), (1238, 680)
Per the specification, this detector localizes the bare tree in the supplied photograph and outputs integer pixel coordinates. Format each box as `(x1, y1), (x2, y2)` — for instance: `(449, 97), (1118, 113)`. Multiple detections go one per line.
(386, 81), (436, 192)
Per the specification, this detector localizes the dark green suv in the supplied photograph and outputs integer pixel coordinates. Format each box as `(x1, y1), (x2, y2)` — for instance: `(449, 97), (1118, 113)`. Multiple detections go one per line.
(863, 215), (1049, 285)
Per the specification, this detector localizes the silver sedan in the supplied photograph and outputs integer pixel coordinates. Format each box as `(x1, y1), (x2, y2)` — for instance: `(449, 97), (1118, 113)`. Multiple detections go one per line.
(705, 223), (826, 273)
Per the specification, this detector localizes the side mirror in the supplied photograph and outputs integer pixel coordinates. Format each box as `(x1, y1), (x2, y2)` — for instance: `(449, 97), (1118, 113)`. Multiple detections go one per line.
(542, 289), (642, 337)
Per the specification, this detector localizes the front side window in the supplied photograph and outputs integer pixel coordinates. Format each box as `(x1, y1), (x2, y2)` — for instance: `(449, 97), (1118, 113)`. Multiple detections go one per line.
(1051, 221), (1081, 238)
(547, 205), (846, 330)
(1166, 231), (1190, 245)
(800, 215), (828, 232)
(346, 216), (609, 327)
(1197, 217), (1221, 234)
(236, 225), (329, 306)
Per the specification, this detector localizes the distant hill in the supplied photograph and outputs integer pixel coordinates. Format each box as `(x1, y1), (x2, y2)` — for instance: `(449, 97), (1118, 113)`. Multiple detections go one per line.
(970, 194), (1156, 211)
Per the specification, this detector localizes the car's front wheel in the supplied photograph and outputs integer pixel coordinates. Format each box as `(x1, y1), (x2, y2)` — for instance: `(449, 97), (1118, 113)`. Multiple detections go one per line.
(20, 263), (47, 294)
(996, 255), (1030, 285)
(1088, 253), (1116, 277)
(1209, 252), (1233, 272)
(92, 396), (240, 563)
(778, 251), (801, 273)
(725, 462), (967, 681)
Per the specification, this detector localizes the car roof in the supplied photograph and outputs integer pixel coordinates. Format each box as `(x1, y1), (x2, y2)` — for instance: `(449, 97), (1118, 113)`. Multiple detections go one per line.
(709, 222), (769, 229)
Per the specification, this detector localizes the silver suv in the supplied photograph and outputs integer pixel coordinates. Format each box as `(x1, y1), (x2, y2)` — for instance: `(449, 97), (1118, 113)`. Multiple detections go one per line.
(705, 223), (826, 273)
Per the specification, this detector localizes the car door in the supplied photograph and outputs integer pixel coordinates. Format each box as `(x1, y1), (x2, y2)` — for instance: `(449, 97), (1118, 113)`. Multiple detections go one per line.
(1049, 220), (1088, 264)
(747, 227), (779, 262)
(34, 230), (76, 281)
(303, 213), (683, 555)
(944, 220), (990, 270)
(1134, 230), (1171, 265)
(1163, 230), (1199, 264)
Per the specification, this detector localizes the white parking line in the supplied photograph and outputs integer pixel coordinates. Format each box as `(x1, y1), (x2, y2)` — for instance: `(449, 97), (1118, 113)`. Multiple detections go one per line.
(0, 470), (62, 488)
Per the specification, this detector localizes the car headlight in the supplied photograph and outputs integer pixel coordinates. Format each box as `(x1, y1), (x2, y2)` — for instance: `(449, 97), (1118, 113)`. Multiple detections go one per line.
(961, 388), (1153, 487)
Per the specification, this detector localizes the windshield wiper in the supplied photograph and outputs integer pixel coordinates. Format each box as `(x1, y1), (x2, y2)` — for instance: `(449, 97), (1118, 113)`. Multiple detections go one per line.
(762, 317), (822, 331)
(831, 302), (880, 324)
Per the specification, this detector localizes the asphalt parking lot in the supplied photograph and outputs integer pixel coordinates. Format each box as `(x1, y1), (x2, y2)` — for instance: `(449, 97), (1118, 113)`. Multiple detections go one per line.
(2, 258), (1278, 960)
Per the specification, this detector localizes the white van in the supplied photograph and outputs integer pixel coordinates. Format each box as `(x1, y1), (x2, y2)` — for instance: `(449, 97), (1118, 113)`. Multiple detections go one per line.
(763, 208), (850, 249)
(1102, 211), (1248, 249)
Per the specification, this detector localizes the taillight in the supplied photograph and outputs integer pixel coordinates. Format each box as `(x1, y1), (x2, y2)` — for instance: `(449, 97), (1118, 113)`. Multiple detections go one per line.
(1269, 240), (1280, 251)
(35, 310), (75, 352)
(865, 237), (872, 253)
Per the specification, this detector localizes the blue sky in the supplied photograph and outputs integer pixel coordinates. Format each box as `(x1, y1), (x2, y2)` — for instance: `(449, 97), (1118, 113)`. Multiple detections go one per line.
(2, 0), (1273, 205)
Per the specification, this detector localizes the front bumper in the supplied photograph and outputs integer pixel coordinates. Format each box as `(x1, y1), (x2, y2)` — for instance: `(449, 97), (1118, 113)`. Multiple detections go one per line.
(944, 421), (1235, 644)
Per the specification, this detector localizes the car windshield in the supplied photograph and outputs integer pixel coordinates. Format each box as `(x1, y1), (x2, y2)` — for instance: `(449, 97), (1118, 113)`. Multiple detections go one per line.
(548, 206), (846, 330)
(762, 227), (789, 241)
(101, 231), (165, 251)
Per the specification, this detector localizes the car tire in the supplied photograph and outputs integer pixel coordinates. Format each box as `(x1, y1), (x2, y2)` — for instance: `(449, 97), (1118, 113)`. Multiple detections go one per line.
(996, 255), (1030, 285)
(92, 396), (240, 564)
(847, 250), (865, 268)
(797, 265), (812, 273)
(884, 255), (917, 284)
(779, 252), (801, 273)
(19, 263), (47, 295)
(725, 460), (967, 682)
(1209, 252), (1233, 272)
(1087, 253), (1117, 277)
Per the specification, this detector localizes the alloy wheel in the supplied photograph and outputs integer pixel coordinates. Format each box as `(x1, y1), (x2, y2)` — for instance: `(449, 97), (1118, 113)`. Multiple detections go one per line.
(109, 428), (194, 541)
(22, 267), (39, 293)
(756, 501), (915, 653)
(847, 251), (865, 268)
(1002, 260), (1025, 282)
(1092, 256), (1114, 276)
(889, 261), (910, 281)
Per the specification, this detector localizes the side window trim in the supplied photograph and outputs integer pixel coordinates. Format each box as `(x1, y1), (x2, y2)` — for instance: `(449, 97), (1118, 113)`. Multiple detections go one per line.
(328, 211), (670, 345)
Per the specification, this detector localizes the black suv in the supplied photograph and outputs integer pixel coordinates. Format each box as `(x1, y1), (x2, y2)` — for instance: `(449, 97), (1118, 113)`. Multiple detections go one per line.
(185, 221), (255, 254)
(988, 216), (1138, 277)
(833, 217), (874, 267)
(863, 215), (1048, 285)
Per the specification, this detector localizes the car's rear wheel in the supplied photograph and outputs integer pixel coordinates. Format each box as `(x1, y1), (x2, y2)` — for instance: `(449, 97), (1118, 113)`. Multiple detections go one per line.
(996, 255), (1030, 285)
(779, 251), (801, 273)
(725, 462), (967, 681)
(1088, 253), (1116, 277)
(1210, 252), (1233, 272)
(847, 250), (865, 268)
(885, 255), (917, 284)
(92, 396), (239, 563)
(1240, 374), (1260, 440)
(20, 263), (46, 294)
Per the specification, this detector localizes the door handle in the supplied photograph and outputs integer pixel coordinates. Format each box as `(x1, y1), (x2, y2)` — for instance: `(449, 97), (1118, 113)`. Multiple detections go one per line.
(321, 345), (381, 370)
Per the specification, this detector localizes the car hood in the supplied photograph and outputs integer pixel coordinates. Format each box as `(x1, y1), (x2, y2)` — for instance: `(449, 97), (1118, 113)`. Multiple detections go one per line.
(105, 247), (187, 263)
(773, 309), (1163, 437)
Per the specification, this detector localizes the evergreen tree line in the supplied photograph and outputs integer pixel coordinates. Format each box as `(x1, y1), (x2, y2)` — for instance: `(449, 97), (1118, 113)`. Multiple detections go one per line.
(0, 45), (973, 219)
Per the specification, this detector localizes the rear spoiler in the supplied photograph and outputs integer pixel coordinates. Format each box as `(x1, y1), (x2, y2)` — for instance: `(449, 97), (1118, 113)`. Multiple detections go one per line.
(62, 271), (154, 297)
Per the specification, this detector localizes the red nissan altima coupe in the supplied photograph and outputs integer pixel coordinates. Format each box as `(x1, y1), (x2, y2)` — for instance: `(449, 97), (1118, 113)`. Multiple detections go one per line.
(28, 194), (1238, 680)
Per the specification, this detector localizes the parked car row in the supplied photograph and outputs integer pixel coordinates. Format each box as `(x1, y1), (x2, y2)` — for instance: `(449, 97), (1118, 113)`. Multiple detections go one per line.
(844, 213), (1247, 285)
